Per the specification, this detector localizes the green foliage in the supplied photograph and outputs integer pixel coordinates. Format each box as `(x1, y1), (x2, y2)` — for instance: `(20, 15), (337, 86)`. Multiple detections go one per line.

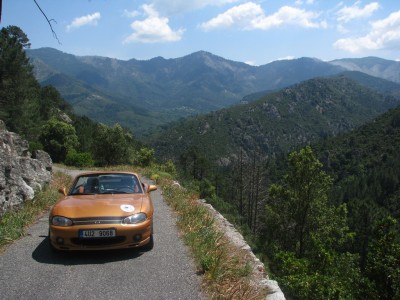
(29, 141), (43, 152)
(194, 101), (400, 298)
(91, 123), (134, 166)
(65, 149), (94, 167)
(136, 147), (155, 167)
(39, 85), (72, 120)
(39, 118), (79, 162)
(72, 115), (97, 153)
(160, 160), (177, 177)
(346, 197), (387, 267)
(274, 249), (366, 299)
(149, 76), (398, 167)
(316, 106), (400, 211)
(366, 217), (400, 299)
(199, 178), (216, 199)
(265, 146), (363, 298)
(206, 194), (242, 226)
(0, 25), (39, 136)
(179, 145), (211, 180)
(313, 106), (400, 297)
(267, 146), (334, 256)
(0, 26), (78, 143)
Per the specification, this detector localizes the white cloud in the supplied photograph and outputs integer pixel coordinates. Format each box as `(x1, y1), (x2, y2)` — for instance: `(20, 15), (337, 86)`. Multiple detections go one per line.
(336, 1), (380, 23)
(245, 60), (257, 66)
(123, 4), (185, 43)
(276, 56), (295, 61)
(334, 10), (400, 53)
(200, 2), (327, 31)
(251, 5), (327, 30)
(200, 2), (263, 31)
(123, 9), (140, 18)
(66, 12), (101, 32)
(334, 36), (375, 53)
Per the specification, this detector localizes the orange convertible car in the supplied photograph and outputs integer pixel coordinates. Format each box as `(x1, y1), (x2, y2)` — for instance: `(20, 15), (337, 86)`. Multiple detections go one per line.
(49, 171), (157, 251)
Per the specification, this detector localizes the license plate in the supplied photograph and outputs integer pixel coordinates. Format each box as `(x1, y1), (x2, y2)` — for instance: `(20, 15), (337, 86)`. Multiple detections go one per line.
(79, 229), (116, 238)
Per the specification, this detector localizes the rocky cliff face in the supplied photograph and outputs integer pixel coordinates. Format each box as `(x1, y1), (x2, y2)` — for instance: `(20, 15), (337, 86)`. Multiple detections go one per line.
(0, 120), (52, 216)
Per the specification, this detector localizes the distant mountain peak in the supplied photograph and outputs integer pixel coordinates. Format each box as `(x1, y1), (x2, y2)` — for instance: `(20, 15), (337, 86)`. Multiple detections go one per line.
(330, 56), (400, 83)
(26, 47), (400, 134)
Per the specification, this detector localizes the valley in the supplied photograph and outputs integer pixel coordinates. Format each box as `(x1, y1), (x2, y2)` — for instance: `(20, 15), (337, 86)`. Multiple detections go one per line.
(3, 36), (399, 298)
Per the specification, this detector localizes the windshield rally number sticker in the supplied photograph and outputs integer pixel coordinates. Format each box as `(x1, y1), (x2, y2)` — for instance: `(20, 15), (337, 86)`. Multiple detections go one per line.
(120, 204), (135, 212)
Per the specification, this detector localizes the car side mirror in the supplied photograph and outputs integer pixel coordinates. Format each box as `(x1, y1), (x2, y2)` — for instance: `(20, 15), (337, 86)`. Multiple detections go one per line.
(58, 187), (67, 196)
(147, 185), (157, 193)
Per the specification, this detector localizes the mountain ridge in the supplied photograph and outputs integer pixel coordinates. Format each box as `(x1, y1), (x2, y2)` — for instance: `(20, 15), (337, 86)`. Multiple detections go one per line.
(26, 48), (400, 134)
(146, 75), (400, 165)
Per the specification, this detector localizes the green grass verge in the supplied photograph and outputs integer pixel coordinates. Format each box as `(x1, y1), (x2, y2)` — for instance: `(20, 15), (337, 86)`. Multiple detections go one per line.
(158, 177), (264, 299)
(0, 171), (72, 250)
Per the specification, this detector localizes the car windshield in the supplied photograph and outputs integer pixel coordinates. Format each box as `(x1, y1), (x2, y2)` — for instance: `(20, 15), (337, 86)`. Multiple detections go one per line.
(70, 174), (143, 195)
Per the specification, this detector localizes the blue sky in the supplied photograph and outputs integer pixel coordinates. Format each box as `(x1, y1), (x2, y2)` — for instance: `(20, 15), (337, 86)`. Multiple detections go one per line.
(2, 0), (400, 65)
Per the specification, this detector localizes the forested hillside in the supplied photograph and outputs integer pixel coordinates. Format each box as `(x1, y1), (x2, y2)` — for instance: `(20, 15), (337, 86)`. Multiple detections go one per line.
(148, 75), (399, 166)
(242, 70), (400, 104)
(0, 26), (153, 168)
(145, 73), (400, 299)
(316, 104), (400, 266)
(261, 107), (400, 299)
(261, 145), (399, 299)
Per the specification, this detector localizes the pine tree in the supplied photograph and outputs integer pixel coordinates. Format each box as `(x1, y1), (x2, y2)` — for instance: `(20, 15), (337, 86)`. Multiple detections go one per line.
(0, 26), (36, 134)
(265, 146), (363, 298)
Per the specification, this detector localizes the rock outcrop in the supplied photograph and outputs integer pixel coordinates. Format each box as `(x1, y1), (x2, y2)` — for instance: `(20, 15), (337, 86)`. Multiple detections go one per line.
(0, 120), (52, 216)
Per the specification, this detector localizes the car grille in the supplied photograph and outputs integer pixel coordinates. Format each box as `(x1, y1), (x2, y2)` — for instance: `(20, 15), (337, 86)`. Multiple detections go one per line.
(71, 236), (126, 246)
(71, 217), (124, 225)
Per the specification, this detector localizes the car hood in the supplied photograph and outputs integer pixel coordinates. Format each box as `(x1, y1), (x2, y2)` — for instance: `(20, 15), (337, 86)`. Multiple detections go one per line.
(51, 194), (149, 218)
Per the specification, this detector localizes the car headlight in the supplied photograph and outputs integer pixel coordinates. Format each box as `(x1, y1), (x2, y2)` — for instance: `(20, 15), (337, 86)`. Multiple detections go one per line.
(52, 216), (73, 226)
(123, 213), (147, 224)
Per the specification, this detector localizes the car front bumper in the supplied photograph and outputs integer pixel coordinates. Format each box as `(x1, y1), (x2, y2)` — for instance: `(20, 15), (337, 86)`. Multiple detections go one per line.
(49, 219), (152, 251)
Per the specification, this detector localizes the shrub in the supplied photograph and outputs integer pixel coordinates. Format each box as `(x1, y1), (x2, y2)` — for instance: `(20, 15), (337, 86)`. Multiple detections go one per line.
(161, 160), (177, 177)
(199, 178), (216, 199)
(65, 149), (94, 167)
(29, 141), (43, 152)
(136, 147), (155, 167)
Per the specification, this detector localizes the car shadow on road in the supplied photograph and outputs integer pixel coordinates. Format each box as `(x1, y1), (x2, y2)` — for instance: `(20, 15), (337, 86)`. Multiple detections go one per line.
(32, 236), (145, 265)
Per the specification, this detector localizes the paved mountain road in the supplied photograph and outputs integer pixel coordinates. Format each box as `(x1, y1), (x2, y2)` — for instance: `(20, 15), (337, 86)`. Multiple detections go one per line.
(0, 169), (205, 300)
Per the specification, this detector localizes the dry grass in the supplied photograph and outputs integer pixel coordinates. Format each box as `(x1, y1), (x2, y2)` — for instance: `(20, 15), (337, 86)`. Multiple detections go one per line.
(160, 178), (265, 299)
(0, 171), (72, 250)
